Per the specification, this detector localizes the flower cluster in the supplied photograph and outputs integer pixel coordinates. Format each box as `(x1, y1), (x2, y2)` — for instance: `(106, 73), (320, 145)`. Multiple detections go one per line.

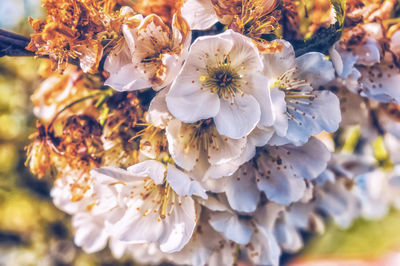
(25, 0), (400, 265)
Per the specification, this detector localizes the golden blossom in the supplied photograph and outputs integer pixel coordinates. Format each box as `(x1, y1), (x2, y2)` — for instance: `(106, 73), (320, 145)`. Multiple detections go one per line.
(26, 0), (135, 73)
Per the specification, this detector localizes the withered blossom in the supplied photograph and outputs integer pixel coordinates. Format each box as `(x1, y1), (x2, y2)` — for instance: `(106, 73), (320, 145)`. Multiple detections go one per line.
(279, 0), (302, 40)
(341, 0), (398, 48)
(101, 91), (166, 160)
(32, 64), (103, 122)
(25, 121), (54, 179)
(215, 0), (282, 52)
(104, 10), (191, 91)
(26, 0), (136, 73)
(133, 0), (184, 25)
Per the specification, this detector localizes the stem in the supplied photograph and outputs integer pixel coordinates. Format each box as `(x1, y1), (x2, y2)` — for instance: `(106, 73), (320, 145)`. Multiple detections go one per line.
(0, 29), (34, 57)
(47, 92), (105, 130)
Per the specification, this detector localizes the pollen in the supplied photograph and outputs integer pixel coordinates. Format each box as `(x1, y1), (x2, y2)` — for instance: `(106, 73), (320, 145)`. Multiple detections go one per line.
(181, 119), (222, 154)
(200, 57), (242, 100)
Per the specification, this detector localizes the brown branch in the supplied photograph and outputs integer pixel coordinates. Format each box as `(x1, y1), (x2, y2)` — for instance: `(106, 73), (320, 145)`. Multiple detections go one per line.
(0, 28), (81, 68)
(0, 29), (35, 57)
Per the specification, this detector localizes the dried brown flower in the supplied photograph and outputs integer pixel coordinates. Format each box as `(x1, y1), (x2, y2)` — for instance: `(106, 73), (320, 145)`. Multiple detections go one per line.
(25, 121), (53, 179)
(212, 0), (283, 53)
(133, 0), (184, 25)
(26, 0), (135, 73)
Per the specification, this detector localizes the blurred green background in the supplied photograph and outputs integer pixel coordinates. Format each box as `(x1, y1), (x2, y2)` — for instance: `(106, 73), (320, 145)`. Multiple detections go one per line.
(1, 1), (400, 265)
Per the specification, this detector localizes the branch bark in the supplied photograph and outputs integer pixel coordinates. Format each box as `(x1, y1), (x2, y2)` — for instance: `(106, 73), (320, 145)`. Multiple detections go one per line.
(0, 29), (35, 57)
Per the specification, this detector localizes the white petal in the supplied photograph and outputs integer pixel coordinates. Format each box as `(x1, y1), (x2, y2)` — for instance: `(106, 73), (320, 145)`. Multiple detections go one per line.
(197, 195), (229, 212)
(285, 90), (341, 145)
(359, 65), (400, 103)
(114, 196), (196, 253)
(166, 79), (220, 123)
(391, 31), (400, 56)
(270, 88), (288, 136)
(354, 38), (380, 66)
(262, 39), (296, 79)
(256, 150), (309, 205)
(214, 94), (260, 139)
(104, 42), (151, 91)
(187, 32), (234, 68)
(329, 42), (357, 78)
(209, 212), (253, 244)
(248, 126), (274, 147)
(104, 43), (131, 74)
(121, 16), (143, 53)
(254, 202), (285, 231)
(295, 52), (335, 88)
(181, 0), (218, 30)
(268, 134), (292, 146)
(200, 176), (227, 193)
(105, 63), (151, 91)
(147, 88), (172, 128)
(166, 164), (207, 199)
(225, 163), (260, 213)
(109, 238), (128, 259)
(114, 206), (166, 244)
(167, 222), (220, 266)
(203, 136), (257, 180)
(166, 119), (199, 171)
(316, 181), (360, 228)
(220, 30), (264, 73)
(247, 224), (281, 266)
(91, 166), (141, 184)
(159, 197), (197, 253)
(127, 160), (166, 184)
(277, 137), (331, 179)
(256, 166), (306, 205)
(205, 160), (243, 180)
(73, 213), (108, 253)
(154, 53), (184, 91)
(91, 182), (119, 216)
(250, 74), (275, 127)
(274, 221), (303, 252)
(208, 133), (246, 165)
(207, 240), (236, 266)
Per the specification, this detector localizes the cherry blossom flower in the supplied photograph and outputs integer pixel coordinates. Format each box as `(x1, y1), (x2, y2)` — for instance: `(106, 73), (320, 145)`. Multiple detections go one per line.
(210, 137), (330, 210)
(147, 89), (248, 178)
(181, 0), (219, 30)
(202, 196), (282, 266)
(261, 40), (340, 145)
(182, 0), (281, 52)
(89, 160), (206, 253)
(166, 29), (274, 139)
(104, 11), (191, 91)
(330, 25), (400, 104)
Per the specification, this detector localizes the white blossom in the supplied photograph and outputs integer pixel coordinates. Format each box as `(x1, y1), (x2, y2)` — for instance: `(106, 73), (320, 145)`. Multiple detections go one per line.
(104, 12), (191, 91)
(166, 29), (274, 139)
(262, 40), (340, 145)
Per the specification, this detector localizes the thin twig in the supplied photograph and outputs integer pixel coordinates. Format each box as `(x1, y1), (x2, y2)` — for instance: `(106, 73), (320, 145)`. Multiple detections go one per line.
(0, 29), (30, 42)
(0, 29), (34, 57)
(0, 28), (82, 68)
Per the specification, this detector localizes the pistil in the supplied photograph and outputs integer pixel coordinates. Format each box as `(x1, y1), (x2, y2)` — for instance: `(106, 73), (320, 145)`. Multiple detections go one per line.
(200, 57), (242, 100)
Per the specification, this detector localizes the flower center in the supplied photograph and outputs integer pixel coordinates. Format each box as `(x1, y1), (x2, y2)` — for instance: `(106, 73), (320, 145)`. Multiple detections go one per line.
(229, 0), (280, 44)
(182, 119), (220, 152)
(271, 68), (318, 125)
(200, 58), (242, 100)
(272, 67), (310, 91)
(130, 124), (168, 158)
(124, 177), (180, 222)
